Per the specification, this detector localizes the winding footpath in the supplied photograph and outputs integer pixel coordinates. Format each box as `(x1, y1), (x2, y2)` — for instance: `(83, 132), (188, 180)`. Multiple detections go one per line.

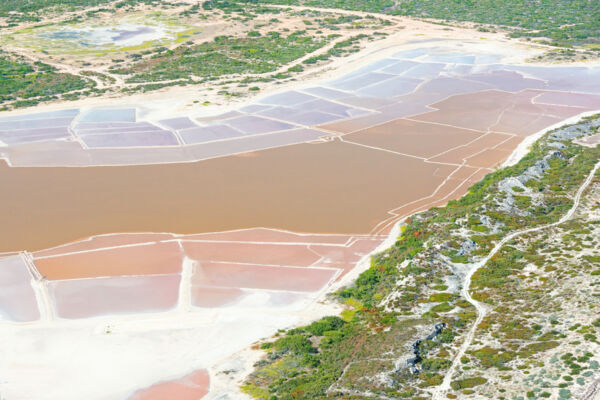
(433, 159), (600, 399)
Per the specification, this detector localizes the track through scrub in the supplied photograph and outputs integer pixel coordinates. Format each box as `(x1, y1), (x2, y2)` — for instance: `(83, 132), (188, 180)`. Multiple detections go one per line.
(432, 159), (600, 399)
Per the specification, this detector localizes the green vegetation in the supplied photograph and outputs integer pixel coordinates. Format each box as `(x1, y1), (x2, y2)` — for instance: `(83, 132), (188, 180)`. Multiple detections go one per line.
(112, 31), (328, 84)
(395, 0), (600, 47)
(303, 33), (368, 65)
(0, 51), (94, 108)
(223, 0), (600, 47)
(450, 376), (487, 390)
(1, 0), (112, 22)
(456, 125), (600, 397)
(0, 0), (163, 23)
(471, 346), (516, 368)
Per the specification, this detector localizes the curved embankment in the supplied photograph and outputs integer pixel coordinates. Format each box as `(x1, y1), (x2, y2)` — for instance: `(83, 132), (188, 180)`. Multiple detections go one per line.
(433, 159), (600, 399)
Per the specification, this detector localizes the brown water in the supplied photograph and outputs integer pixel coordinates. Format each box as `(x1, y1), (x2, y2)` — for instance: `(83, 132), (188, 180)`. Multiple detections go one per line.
(0, 140), (455, 252)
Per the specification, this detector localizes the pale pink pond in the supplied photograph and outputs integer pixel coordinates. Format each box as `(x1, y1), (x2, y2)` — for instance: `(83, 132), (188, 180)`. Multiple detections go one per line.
(129, 369), (209, 400)
(49, 274), (180, 319)
(192, 262), (338, 292)
(0, 255), (40, 322)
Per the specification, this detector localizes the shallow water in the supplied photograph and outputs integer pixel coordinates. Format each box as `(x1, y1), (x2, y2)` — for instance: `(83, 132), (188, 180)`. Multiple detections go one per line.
(0, 140), (453, 251)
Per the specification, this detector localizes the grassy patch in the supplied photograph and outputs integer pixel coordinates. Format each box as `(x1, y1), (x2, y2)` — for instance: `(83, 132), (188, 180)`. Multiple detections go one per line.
(0, 50), (93, 107)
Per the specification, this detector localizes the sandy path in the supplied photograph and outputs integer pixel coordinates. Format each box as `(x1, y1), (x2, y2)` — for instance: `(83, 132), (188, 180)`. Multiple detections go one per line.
(433, 159), (600, 398)
(581, 378), (600, 400)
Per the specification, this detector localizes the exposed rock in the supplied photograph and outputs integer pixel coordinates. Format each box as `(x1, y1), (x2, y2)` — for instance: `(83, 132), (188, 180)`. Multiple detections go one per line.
(457, 238), (476, 256)
(405, 323), (447, 374)
(550, 119), (600, 141)
(548, 141), (566, 149)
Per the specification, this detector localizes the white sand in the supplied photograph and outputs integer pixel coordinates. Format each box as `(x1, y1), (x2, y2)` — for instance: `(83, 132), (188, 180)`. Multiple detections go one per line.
(0, 290), (336, 399)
